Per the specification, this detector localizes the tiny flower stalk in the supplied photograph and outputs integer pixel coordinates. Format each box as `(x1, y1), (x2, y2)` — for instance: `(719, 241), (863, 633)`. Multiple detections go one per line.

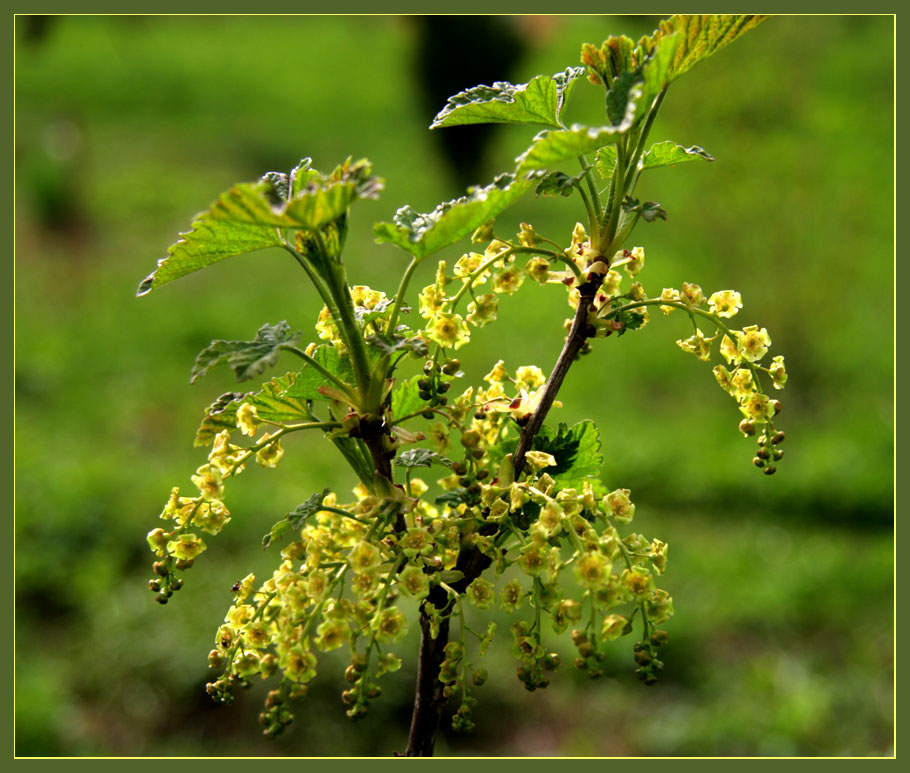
(137, 15), (774, 758)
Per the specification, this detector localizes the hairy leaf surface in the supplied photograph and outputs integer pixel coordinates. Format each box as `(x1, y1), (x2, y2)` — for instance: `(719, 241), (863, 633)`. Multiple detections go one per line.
(640, 141), (714, 170)
(517, 122), (634, 172)
(374, 172), (538, 259)
(655, 14), (769, 83)
(190, 321), (300, 384)
(137, 159), (382, 295)
(430, 67), (585, 129)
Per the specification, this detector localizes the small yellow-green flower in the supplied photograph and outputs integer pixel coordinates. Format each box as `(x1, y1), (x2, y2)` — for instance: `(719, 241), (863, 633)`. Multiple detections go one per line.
(681, 281), (705, 307)
(648, 539), (668, 575)
(191, 464), (224, 500)
(483, 360), (509, 384)
(315, 617), (349, 651)
(720, 334), (742, 365)
(515, 365), (546, 390)
(517, 221), (539, 248)
(708, 290), (743, 318)
(517, 543), (547, 576)
(524, 450), (556, 471)
(454, 252), (486, 281)
(348, 540), (382, 574)
(232, 651), (262, 679)
(418, 284), (445, 319)
(574, 551), (611, 588)
(373, 607), (408, 644)
(739, 392), (775, 423)
(194, 499), (231, 535)
(736, 325), (771, 362)
(398, 565), (430, 599)
(159, 487), (180, 520)
(605, 488), (635, 524)
(730, 367), (755, 399)
(242, 619), (273, 650)
(426, 312), (470, 350)
(280, 644), (317, 683)
(524, 256), (551, 285)
(769, 355), (788, 389)
(256, 436), (285, 468)
(625, 246), (645, 277)
(236, 403), (260, 437)
(147, 527), (170, 556)
(621, 566), (654, 599)
(536, 500), (564, 536)
(713, 364), (733, 392)
(646, 589), (675, 624)
(492, 265), (525, 295)
(659, 287), (681, 315)
(466, 293), (498, 327)
(166, 533), (207, 561)
(399, 526), (434, 558)
(600, 614), (628, 640)
(676, 329), (712, 361)
(466, 577), (495, 609)
(350, 285), (388, 310)
(500, 578), (524, 612)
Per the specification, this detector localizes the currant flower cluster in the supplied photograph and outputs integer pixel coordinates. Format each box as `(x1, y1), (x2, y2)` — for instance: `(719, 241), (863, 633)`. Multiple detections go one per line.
(146, 423), (286, 604)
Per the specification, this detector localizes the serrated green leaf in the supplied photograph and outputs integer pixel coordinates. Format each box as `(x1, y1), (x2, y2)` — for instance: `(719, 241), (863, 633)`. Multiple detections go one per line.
(262, 487), (332, 548)
(393, 448), (452, 469)
(136, 182), (285, 296)
(517, 121), (635, 172)
(246, 372), (313, 424)
(531, 420), (604, 494)
(430, 67), (586, 130)
(280, 346), (357, 402)
(640, 141), (714, 170)
(190, 321), (300, 384)
(374, 172), (538, 260)
(654, 14), (769, 83)
(635, 31), (682, 114)
(390, 375), (425, 421)
(137, 159), (383, 295)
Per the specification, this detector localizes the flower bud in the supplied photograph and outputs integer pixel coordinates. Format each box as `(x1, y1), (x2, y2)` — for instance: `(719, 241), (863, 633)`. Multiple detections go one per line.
(738, 419), (756, 437)
(772, 431), (785, 444)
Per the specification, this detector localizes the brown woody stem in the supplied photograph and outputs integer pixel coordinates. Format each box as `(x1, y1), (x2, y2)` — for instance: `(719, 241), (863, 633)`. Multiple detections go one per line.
(401, 282), (598, 757)
(512, 281), (598, 477)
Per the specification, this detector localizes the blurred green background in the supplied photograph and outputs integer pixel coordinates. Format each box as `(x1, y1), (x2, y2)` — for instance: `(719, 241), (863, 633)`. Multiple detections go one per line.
(14, 15), (893, 757)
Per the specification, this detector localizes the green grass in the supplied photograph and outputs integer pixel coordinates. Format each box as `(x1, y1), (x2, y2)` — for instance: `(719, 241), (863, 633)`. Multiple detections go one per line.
(15, 15), (893, 756)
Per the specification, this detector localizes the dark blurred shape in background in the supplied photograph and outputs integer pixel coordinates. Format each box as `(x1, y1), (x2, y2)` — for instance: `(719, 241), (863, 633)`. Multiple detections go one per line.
(411, 16), (529, 193)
